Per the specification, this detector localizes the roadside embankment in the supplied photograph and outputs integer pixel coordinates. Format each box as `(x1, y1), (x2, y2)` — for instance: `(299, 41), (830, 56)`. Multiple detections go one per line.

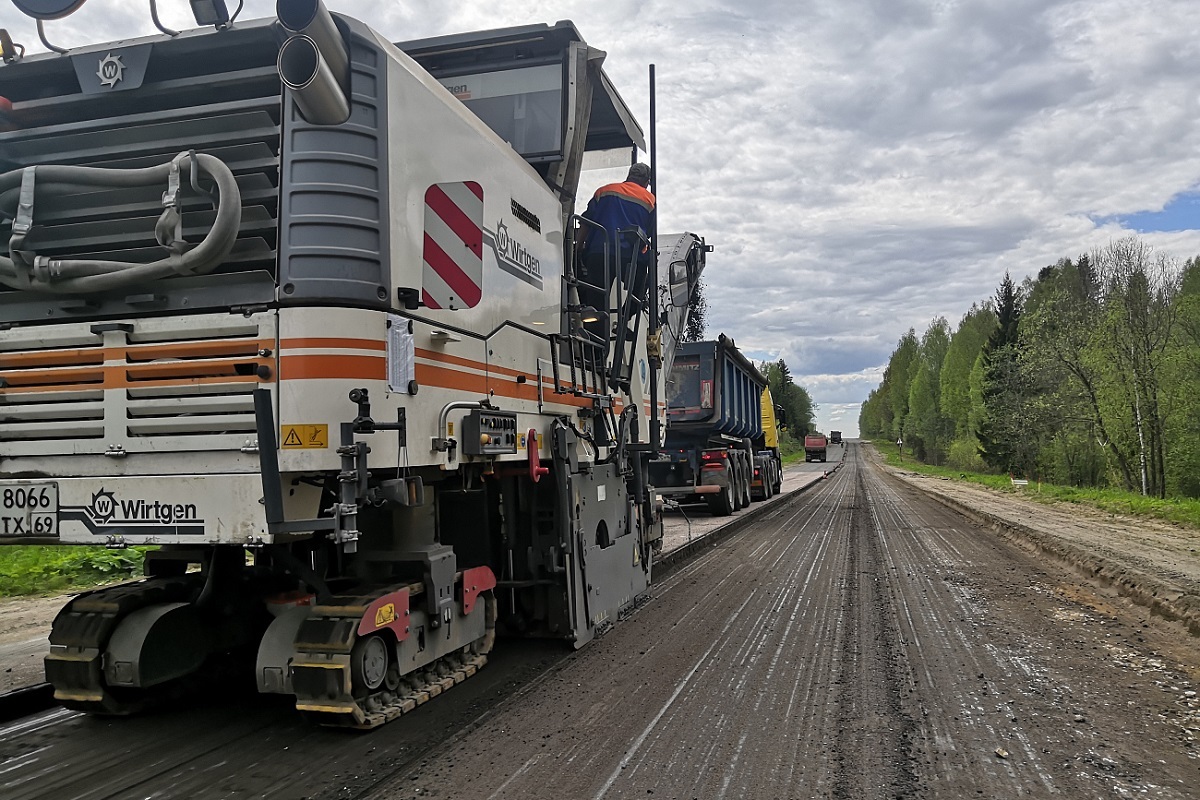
(873, 448), (1200, 637)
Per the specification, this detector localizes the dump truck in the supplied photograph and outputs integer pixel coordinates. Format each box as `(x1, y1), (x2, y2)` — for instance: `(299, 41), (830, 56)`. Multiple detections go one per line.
(830, 430), (842, 445)
(804, 434), (828, 462)
(648, 335), (777, 516)
(0, 0), (704, 729)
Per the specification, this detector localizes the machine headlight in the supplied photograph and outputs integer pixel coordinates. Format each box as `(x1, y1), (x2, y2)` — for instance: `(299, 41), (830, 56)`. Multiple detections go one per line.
(189, 0), (230, 26)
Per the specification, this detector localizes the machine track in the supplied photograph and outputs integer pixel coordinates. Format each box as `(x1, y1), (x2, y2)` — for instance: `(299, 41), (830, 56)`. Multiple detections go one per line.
(42, 576), (203, 715)
(44, 572), (499, 731)
(291, 585), (497, 730)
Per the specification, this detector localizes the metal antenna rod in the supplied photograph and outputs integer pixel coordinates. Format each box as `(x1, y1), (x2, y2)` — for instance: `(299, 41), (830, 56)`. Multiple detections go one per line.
(36, 19), (68, 54)
(648, 62), (661, 453)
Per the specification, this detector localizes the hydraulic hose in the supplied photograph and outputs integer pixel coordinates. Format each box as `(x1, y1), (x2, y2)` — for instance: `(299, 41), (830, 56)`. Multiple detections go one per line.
(0, 151), (241, 294)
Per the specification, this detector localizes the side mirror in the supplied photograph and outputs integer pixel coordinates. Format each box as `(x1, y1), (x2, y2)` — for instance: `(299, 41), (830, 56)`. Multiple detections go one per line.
(11, 0), (88, 20)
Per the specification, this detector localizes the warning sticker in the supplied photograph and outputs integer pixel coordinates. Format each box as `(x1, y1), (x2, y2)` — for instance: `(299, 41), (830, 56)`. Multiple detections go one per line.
(375, 603), (396, 627)
(281, 424), (329, 449)
(517, 433), (544, 450)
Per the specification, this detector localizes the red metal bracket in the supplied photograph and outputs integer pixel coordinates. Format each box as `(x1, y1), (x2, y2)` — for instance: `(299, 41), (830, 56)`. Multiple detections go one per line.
(358, 588), (411, 640)
(460, 566), (497, 615)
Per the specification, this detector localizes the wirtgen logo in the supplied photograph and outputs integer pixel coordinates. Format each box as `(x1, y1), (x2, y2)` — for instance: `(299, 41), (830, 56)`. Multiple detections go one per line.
(62, 487), (206, 536)
(83, 488), (200, 526)
(486, 219), (543, 290)
(87, 489), (117, 523)
(96, 53), (126, 89)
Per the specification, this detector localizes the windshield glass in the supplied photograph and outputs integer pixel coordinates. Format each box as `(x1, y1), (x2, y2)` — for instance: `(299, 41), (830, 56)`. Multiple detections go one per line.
(666, 353), (714, 422)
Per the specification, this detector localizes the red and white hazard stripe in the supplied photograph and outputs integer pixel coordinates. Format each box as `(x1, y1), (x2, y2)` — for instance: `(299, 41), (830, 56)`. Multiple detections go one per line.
(422, 181), (483, 310)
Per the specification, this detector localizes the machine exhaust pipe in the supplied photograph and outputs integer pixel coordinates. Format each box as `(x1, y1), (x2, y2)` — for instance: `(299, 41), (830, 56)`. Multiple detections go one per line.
(276, 0), (350, 126)
(278, 34), (350, 125)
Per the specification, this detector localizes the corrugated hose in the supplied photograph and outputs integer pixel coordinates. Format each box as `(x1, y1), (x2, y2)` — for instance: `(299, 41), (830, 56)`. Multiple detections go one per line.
(0, 151), (241, 294)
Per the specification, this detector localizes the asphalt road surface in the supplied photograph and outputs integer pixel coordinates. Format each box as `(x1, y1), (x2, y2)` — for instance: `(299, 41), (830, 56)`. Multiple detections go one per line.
(379, 443), (1199, 799)
(3, 443), (1198, 799)
(657, 446), (839, 552)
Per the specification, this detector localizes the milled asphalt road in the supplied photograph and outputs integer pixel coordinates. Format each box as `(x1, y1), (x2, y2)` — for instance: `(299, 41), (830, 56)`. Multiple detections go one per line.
(4, 443), (1199, 799)
(0, 456), (835, 799)
(374, 444), (1200, 799)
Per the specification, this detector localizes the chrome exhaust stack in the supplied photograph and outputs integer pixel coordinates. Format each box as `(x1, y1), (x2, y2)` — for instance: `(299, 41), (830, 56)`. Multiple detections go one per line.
(276, 0), (350, 125)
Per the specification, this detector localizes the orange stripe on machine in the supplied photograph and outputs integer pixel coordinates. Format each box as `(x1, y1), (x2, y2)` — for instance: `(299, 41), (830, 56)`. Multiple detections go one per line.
(280, 355), (387, 381)
(1, 336), (276, 394)
(276, 339), (595, 410)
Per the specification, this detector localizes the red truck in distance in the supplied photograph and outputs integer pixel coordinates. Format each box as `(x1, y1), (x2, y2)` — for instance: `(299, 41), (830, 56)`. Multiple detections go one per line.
(804, 434), (828, 462)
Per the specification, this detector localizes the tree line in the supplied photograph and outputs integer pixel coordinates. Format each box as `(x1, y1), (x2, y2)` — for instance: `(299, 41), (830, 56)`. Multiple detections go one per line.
(859, 235), (1200, 498)
(763, 359), (817, 439)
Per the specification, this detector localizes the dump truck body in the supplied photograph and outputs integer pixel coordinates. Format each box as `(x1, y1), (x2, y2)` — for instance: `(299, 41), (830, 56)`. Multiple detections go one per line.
(649, 335), (772, 515)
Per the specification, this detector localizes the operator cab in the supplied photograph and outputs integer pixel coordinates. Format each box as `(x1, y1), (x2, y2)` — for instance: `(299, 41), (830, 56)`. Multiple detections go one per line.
(401, 21), (646, 214)
(404, 22), (651, 398)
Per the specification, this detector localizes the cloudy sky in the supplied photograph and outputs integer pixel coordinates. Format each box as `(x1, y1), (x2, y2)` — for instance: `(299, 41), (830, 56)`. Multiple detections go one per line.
(7, 0), (1200, 436)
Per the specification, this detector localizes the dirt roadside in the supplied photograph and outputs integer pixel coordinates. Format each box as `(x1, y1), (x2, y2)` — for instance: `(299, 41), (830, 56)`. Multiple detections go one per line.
(872, 444), (1200, 637)
(0, 594), (64, 692)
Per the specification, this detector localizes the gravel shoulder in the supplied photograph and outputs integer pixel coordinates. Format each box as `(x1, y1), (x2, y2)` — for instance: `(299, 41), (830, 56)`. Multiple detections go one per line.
(872, 445), (1200, 634)
(0, 595), (61, 693)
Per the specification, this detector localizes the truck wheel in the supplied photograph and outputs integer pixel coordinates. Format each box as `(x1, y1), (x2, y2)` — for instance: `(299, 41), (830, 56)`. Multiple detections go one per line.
(707, 481), (735, 516)
(739, 455), (748, 506)
(736, 461), (750, 509)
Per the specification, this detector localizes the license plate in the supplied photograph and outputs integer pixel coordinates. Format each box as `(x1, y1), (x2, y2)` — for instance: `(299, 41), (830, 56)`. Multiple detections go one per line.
(1, 482), (59, 536)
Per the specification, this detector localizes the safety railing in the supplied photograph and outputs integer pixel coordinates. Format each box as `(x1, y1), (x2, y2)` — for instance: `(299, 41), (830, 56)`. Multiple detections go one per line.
(552, 216), (612, 401)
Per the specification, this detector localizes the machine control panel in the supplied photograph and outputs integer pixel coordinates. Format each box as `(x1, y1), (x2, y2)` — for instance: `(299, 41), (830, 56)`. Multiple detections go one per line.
(461, 410), (519, 456)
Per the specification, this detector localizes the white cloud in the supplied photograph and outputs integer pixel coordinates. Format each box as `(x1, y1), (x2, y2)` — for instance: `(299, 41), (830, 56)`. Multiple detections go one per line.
(6, 0), (1200, 431)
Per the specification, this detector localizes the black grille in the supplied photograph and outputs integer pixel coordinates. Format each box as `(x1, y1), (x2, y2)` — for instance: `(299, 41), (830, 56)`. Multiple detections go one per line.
(0, 22), (282, 311)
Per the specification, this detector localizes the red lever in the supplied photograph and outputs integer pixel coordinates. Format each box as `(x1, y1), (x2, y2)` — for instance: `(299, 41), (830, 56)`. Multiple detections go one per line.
(528, 428), (549, 483)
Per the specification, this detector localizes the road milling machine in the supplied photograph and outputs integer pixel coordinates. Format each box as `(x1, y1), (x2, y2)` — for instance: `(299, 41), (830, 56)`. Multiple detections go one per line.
(0, 0), (707, 728)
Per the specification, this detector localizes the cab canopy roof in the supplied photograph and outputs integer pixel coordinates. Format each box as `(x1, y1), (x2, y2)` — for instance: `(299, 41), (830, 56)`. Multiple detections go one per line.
(399, 20), (646, 154)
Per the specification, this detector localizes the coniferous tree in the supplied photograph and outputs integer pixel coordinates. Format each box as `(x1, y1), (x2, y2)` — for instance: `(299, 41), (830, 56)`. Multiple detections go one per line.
(763, 359), (816, 436)
(975, 273), (1030, 473)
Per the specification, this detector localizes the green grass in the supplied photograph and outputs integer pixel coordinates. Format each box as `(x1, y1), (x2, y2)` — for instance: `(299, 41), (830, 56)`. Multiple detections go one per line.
(866, 439), (1200, 529)
(780, 446), (807, 466)
(0, 546), (148, 597)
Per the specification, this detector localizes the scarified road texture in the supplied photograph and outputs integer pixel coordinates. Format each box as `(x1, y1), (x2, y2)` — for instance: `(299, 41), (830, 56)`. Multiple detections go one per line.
(384, 445), (1200, 799)
(827, 468), (918, 799)
(3, 446), (1199, 799)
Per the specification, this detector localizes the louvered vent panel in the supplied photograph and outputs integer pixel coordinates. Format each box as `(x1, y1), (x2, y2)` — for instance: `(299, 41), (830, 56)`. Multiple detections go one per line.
(0, 314), (275, 455)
